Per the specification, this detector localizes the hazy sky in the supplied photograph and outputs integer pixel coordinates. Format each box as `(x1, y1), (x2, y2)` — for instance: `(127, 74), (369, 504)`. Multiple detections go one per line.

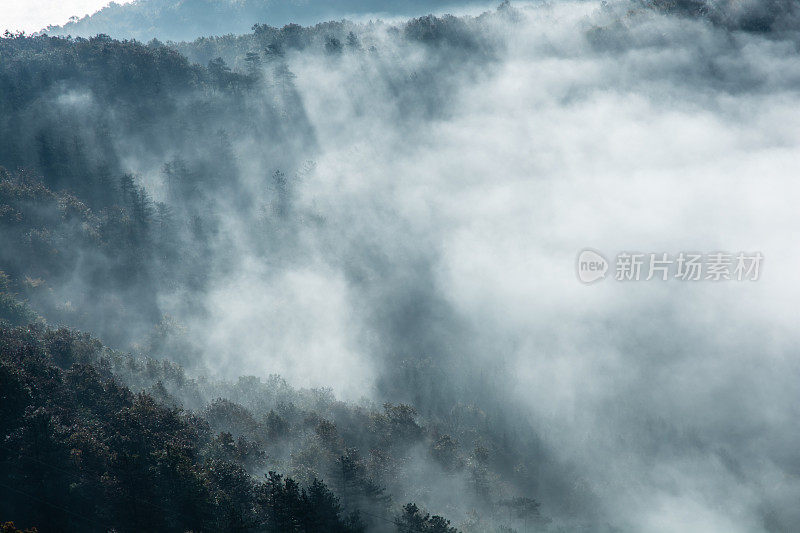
(0, 0), (132, 33)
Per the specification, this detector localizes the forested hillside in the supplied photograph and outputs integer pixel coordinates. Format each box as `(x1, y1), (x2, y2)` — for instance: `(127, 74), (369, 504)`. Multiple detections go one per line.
(0, 323), (367, 532)
(44, 0), (494, 42)
(4, 320), (529, 531)
(0, 8), (547, 531)
(0, 165), (543, 528)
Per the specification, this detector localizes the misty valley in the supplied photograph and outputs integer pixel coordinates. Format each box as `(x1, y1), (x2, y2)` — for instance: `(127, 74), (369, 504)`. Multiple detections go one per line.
(1, 0), (800, 532)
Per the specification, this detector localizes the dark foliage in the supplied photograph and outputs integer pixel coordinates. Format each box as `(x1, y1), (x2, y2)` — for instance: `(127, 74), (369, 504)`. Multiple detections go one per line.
(0, 323), (367, 532)
(642, 0), (800, 32)
(0, 18), (545, 532)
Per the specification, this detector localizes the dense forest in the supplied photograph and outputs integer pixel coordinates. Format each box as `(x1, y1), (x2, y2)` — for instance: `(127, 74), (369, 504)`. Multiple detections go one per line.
(2, 320), (498, 532)
(0, 7), (549, 532)
(42, 0), (800, 43)
(45, 0), (496, 42)
(3, 0), (800, 531)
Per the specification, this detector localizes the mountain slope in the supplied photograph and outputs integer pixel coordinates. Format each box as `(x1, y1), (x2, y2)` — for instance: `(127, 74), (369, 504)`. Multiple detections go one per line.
(45, 0), (492, 42)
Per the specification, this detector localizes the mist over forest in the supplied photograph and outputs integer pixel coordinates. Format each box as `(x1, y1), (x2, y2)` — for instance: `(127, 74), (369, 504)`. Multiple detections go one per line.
(44, 0), (500, 42)
(2, 0), (800, 532)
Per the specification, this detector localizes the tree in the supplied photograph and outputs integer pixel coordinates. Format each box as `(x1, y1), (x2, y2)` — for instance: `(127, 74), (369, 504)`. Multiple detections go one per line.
(325, 36), (343, 55)
(256, 471), (299, 532)
(208, 57), (232, 86)
(300, 479), (347, 533)
(244, 51), (262, 76)
(346, 32), (361, 50)
(430, 434), (461, 471)
(396, 503), (458, 533)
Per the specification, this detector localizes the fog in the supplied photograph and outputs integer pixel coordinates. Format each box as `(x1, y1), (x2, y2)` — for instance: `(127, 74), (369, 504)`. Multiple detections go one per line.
(191, 3), (800, 529)
(4, 0), (800, 530)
